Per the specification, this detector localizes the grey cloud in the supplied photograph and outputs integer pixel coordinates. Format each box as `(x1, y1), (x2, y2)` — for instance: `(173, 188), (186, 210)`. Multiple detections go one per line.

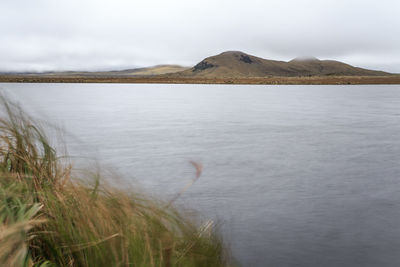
(0, 0), (399, 72)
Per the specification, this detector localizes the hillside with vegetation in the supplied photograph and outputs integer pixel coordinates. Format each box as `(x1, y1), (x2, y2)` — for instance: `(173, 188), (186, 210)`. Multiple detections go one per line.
(0, 51), (397, 84)
(173, 51), (390, 78)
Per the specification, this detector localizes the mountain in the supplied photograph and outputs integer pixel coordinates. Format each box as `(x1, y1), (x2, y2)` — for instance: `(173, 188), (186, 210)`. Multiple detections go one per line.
(174, 51), (390, 78)
(1, 52), (393, 82)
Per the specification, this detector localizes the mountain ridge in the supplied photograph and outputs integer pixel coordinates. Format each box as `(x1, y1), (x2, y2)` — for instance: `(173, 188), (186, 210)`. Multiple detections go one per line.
(0, 51), (393, 78)
(172, 51), (390, 78)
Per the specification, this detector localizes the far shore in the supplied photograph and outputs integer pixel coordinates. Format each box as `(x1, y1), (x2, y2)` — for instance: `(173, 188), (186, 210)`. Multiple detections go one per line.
(1, 75), (400, 85)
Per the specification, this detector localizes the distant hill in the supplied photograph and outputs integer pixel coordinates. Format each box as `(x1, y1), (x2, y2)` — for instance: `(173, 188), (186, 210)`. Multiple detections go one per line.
(7, 65), (189, 77)
(1, 51), (393, 81)
(108, 65), (189, 76)
(173, 51), (390, 78)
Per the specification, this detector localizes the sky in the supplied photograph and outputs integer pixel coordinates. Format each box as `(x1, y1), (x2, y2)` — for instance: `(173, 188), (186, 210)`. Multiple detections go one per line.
(1, 0), (399, 73)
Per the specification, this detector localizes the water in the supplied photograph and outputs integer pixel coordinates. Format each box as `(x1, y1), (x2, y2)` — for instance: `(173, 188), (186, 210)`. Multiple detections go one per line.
(2, 83), (400, 266)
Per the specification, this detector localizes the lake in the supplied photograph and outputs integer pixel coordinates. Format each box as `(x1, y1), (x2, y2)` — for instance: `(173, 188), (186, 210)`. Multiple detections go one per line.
(2, 83), (400, 267)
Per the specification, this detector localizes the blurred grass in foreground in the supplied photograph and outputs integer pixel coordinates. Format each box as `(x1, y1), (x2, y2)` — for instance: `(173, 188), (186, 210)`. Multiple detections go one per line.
(0, 95), (232, 267)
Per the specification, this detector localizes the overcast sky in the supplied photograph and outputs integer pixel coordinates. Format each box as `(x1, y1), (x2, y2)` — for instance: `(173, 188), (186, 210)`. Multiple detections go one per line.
(1, 0), (399, 72)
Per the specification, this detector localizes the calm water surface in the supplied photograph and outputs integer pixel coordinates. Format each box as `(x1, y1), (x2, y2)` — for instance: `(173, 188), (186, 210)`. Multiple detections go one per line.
(2, 83), (400, 267)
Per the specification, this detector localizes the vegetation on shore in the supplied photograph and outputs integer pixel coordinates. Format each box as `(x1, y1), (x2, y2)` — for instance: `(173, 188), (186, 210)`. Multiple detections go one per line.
(1, 75), (400, 85)
(0, 96), (230, 266)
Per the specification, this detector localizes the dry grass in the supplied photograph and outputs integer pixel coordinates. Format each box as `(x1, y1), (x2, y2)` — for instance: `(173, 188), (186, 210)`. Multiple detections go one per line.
(0, 95), (231, 267)
(1, 74), (400, 84)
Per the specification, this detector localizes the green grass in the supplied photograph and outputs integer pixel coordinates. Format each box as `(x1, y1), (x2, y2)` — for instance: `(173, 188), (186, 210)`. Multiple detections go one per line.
(0, 95), (231, 267)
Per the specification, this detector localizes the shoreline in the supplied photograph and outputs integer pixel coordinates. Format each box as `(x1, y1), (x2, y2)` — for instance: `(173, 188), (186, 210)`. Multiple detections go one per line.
(1, 75), (400, 85)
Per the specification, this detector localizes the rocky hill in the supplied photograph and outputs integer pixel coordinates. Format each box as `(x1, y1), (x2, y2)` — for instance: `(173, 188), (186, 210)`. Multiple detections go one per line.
(174, 51), (390, 78)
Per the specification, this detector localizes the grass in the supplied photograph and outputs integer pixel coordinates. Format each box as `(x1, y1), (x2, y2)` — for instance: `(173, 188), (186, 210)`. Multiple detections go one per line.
(1, 75), (400, 85)
(0, 95), (231, 266)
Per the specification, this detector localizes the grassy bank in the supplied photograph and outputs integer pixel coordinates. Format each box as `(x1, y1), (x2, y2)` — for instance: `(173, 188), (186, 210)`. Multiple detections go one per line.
(1, 74), (400, 84)
(0, 96), (231, 266)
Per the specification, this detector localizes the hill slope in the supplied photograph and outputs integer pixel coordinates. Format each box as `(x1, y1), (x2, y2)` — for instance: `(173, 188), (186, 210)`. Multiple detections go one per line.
(175, 51), (390, 78)
(9, 65), (189, 77)
(107, 65), (189, 76)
